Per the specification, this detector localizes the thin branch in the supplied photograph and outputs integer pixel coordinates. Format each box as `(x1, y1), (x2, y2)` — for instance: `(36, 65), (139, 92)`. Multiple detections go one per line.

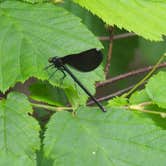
(104, 27), (114, 78)
(88, 84), (138, 106)
(96, 62), (166, 88)
(99, 32), (136, 41)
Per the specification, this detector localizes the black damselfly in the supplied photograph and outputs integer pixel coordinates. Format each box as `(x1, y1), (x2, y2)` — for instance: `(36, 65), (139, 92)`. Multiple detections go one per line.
(47, 48), (106, 112)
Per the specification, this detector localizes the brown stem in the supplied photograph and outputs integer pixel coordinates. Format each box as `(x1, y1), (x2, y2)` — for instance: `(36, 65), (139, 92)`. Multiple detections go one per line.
(104, 27), (114, 78)
(88, 84), (139, 106)
(97, 62), (166, 88)
(99, 32), (136, 41)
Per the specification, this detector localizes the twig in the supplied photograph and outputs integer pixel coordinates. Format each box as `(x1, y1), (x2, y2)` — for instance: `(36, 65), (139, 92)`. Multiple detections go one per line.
(104, 27), (114, 78)
(88, 83), (140, 106)
(96, 62), (166, 88)
(99, 32), (136, 41)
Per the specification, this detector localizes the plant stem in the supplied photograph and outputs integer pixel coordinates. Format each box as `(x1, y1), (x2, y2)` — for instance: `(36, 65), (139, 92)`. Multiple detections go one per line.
(138, 101), (153, 107)
(128, 105), (166, 118)
(31, 103), (72, 112)
(104, 26), (114, 78)
(96, 62), (166, 88)
(88, 84), (136, 105)
(99, 32), (136, 41)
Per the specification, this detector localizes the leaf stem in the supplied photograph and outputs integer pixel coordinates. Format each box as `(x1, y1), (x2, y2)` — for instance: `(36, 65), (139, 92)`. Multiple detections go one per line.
(138, 101), (153, 107)
(128, 105), (166, 118)
(31, 103), (72, 112)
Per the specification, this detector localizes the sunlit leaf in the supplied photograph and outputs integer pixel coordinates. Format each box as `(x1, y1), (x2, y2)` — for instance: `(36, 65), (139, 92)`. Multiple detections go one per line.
(73, 0), (166, 41)
(0, 1), (103, 108)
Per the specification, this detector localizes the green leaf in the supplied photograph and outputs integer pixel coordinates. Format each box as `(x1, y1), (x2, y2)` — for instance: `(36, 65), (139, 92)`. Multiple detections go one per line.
(0, 0), (102, 89)
(29, 81), (67, 106)
(146, 71), (166, 109)
(0, 152), (35, 166)
(108, 96), (128, 107)
(73, 0), (166, 41)
(61, 0), (108, 36)
(36, 146), (54, 166)
(0, 92), (40, 164)
(129, 89), (150, 104)
(0, 1), (104, 108)
(43, 107), (166, 166)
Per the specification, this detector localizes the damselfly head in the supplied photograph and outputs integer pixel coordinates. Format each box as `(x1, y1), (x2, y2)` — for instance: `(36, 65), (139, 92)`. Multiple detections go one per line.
(48, 57), (59, 63)
(48, 57), (54, 63)
(48, 56), (63, 68)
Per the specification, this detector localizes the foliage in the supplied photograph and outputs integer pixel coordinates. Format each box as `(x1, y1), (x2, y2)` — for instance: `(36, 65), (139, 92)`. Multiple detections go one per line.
(0, 0), (166, 165)
(73, 0), (166, 41)
(0, 92), (40, 165)
(29, 81), (67, 106)
(0, 0), (103, 108)
(146, 71), (166, 108)
(43, 108), (166, 166)
(62, 0), (139, 76)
